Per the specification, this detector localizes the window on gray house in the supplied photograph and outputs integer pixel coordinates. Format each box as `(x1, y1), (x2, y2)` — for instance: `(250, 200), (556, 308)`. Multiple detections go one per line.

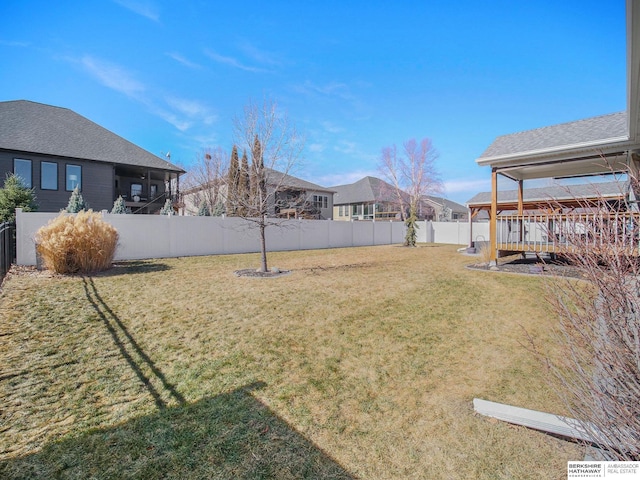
(313, 195), (328, 209)
(14, 158), (32, 188)
(41, 162), (58, 190)
(66, 164), (82, 191)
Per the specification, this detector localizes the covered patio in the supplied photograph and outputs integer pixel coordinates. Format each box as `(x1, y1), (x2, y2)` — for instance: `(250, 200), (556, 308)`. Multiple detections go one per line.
(472, 0), (640, 263)
(467, 181), (636, 256)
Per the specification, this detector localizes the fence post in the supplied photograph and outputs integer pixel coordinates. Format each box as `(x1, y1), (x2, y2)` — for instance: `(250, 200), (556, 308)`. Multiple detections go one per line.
(0, 221), (16, 281)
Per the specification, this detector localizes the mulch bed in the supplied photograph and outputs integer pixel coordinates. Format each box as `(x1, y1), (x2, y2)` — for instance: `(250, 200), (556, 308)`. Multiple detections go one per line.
(234, 268), (292, 278)
(467, 257), (586, 279)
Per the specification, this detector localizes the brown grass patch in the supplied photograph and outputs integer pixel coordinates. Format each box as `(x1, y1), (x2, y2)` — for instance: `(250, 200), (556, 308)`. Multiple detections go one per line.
(0, 245), (581, 478)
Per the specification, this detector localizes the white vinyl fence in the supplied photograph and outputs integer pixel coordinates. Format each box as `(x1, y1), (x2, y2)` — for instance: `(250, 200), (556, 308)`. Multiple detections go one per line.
(416, 220), (490, 246)
(16, 210), (406, 266)
(16, 210), (490, 266)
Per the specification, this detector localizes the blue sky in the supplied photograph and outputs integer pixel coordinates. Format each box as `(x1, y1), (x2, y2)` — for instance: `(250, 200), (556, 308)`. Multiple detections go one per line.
(0, 1), (627, 204)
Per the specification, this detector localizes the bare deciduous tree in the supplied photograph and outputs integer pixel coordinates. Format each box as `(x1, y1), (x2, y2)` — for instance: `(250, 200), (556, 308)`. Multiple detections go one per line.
(379, 138), (442, 246)
(229, 98), (305, 272)
(181, 147), (228, 216)
(541, 180), (640, 460)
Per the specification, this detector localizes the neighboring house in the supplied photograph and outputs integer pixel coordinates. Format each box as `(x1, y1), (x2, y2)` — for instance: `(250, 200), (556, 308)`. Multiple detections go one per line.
(268, 169), (335, 219)
(0, 100), (184, 214)
(331, 176), (407, 221)
(181, 168), (335, 219)
(422, 195), (468, 221)
(474, 0), (640, 261)
(179, 178), (225, 216)
(332, 176), (461, 222)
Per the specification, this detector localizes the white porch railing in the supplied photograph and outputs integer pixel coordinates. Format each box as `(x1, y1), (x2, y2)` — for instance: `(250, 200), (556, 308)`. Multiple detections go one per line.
(496, 212), (640, 254)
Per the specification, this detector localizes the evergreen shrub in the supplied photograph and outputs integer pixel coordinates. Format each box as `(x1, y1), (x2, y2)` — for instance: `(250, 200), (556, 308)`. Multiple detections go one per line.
(66, 187), (87, 213)
(0, 173), (38, 223)
(160, 199), (173, 215)
(197, 201), (210, 216)
(111, 196), (127, 214)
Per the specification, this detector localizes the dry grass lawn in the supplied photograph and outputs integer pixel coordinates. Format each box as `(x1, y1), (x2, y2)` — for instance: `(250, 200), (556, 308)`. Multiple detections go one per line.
(0, 244), (581, 479)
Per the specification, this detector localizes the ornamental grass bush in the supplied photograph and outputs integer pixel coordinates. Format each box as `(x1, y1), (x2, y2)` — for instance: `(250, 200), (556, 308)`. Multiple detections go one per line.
(36, 210), (118, 274)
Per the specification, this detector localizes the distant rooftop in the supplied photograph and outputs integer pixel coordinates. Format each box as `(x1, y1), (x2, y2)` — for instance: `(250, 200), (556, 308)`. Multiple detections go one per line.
(331, 176), (403, 204)
(466, 181), (628, 206)
(265, 168), (334, 193)
(423, 195), (467, 213)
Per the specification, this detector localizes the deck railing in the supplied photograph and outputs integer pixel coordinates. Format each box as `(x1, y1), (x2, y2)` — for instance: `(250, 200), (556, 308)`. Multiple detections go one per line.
(497, 212), (640, 255)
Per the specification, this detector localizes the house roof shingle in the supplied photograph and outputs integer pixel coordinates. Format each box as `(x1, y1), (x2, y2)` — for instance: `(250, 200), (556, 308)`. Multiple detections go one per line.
(265, 168), (334, 193)
(423, 195), (467, 213)
(331, 176), (403, 205)
(0, 100), (184, 173)
(478, 112), (628, 161)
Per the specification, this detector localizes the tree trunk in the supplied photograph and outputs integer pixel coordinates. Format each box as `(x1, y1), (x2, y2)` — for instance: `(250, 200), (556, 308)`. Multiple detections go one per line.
(259, 220), (268, 272)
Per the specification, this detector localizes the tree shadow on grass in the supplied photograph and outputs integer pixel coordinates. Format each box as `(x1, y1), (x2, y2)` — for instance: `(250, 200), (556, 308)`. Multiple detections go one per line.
(0, 381), (355, 479)
(82, 276), (185, 409)
(1, 277), (354, 479)
(98, 259), (173, 277)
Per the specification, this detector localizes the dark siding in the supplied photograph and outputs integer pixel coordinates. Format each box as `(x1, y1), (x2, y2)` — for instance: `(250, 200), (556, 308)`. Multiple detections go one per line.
(0, 150), (114, 212)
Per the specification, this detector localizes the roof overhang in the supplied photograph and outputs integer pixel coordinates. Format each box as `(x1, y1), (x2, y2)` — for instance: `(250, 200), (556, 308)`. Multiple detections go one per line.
(492, 150), (632, 181)
(476, 136), (640, 182)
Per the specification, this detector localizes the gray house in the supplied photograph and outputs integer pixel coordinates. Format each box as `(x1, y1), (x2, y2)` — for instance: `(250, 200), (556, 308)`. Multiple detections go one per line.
(0, 100), (184, 214)
(422, 195), (468, 221)
(331, 176), (407, 221)
(332, 176), (462, 221)
(267, 169), (335, 219)
(181, 167), (335, 219)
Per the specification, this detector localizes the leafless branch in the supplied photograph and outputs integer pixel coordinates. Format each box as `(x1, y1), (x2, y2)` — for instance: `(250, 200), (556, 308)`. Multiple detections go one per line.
(542, 174), (640, 459)
(227, 97), (306, 271)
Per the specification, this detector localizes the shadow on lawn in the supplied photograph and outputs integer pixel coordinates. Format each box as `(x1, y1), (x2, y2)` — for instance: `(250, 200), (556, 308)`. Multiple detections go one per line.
(98, 260), (173, 277)
(82, 276), (185, 409)
(0, 381), (355, 479)
(1, 278), (354, 479)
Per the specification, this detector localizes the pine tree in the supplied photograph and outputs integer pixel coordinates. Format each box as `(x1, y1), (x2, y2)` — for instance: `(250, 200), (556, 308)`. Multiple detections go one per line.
(65, 186), (87, 213)
(197, 201), (210, 216)
(212, 202), (225, 216)
(111, 195), (127, 214)
(404, 205), (419, 247)
(0, 173), (38, 223)
(226, 145), (240, 216)
(238, 149), (250, 216)
(160, 199), (173, 215)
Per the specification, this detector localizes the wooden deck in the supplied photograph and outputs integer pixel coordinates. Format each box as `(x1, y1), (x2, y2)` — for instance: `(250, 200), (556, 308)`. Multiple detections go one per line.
(495, 212), (640, 256)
